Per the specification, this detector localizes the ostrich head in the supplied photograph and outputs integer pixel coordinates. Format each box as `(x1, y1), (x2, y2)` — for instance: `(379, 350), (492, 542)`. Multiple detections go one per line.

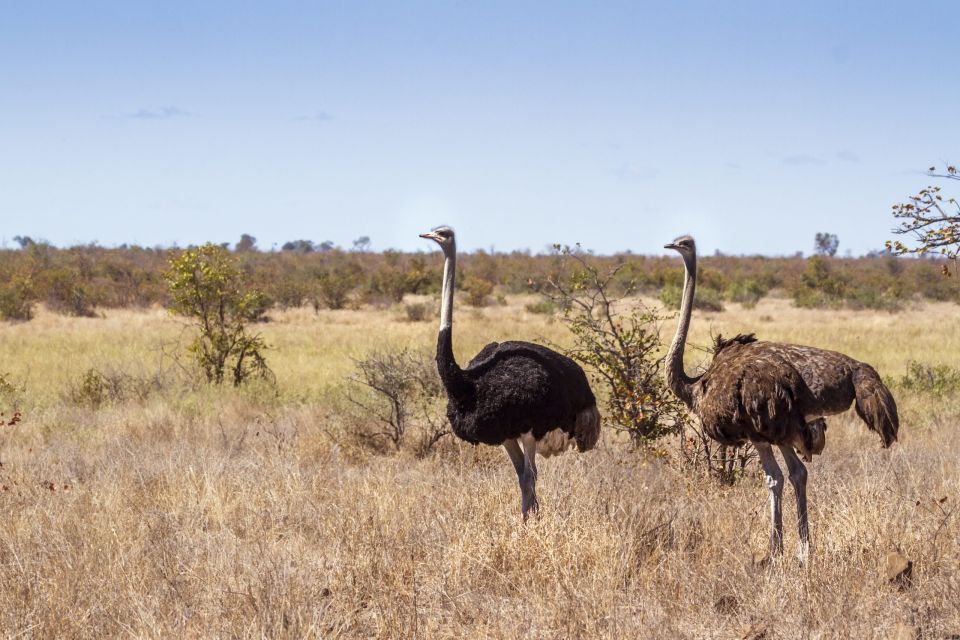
(664, 235), (696, 267)
(419, 226), (456, 255)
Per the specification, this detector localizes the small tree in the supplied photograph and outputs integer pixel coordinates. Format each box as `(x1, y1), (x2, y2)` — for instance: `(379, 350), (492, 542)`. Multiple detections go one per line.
(540, 245), (686, 445)
(165, 243), (271, 386)
(888, 164), (960, 264)
(814, 232), (839, 257)
(314, 261), (363, 310)
(352, 236), (371, 252)
(236, 234), (257, 252)
(13, 236), (34, 249)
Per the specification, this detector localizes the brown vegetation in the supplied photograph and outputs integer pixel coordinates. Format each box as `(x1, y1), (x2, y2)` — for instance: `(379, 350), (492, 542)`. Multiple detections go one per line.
(1, 241), (958, 324)
(0, 298), (958, 636)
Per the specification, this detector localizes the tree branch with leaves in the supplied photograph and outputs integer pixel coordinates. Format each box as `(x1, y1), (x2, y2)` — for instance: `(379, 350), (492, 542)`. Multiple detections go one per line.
(888, 165), (960, 263)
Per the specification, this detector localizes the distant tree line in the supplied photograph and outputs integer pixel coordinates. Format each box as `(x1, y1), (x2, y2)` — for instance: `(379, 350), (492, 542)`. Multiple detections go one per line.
(0, 232), (956, 322)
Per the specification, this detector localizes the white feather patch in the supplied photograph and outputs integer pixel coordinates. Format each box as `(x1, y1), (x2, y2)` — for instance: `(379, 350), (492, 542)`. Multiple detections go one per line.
(536, 428), (573, 458)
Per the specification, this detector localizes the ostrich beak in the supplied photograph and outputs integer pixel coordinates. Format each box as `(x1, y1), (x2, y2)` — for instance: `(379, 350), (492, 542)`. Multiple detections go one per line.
(419, 232), (439, 241)
(664, 243), (678, 250)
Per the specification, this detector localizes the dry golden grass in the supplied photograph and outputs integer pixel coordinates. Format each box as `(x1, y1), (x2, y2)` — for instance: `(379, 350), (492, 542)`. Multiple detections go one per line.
(1, 297), (959, 638)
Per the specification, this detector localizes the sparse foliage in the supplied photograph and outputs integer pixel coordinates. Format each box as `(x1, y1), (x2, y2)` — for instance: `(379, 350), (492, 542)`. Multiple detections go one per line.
(68, 366), (168, 409)
(898, 360), (960, 396)
(165, 243), (272, 386)
(541, 245), (686, 445)
(889, 164), (960, 261)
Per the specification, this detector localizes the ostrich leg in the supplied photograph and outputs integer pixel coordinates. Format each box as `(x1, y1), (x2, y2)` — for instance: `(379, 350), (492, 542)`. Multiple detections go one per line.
(520, 433), (540, 518)
(779, 445), (810, 562)
(754, 442), (784, 556)
(503, 439), (529, 518)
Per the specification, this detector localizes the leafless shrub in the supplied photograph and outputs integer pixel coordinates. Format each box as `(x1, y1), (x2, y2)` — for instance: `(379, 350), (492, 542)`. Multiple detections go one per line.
(349, 348), (448, 454)
(673, 421), (756, 485)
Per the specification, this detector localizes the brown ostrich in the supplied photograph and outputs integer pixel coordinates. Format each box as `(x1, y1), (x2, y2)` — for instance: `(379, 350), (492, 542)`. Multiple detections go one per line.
(419, 226), (601, 519)
(663, 235), (898, 559)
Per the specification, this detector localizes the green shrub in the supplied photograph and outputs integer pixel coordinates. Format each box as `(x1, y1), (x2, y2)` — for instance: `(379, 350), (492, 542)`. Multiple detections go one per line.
(315, 262), (362, 310)
(725, 279), (768, 309)
(273, 270), (312, 309)
(524, 299), (555, 315)
(0, 372), (24, 426)
(43, 268), (97, 317)
(404, 302), (431, 322)
(0, 273), (35, 321)
(68, 367), (164, 408)
(165, 243), (272, 386)
(898, 361), (960, 396)
(792, 256), (846, 308)
(462, 277), (494, 307)
(659, 284), (724, 312)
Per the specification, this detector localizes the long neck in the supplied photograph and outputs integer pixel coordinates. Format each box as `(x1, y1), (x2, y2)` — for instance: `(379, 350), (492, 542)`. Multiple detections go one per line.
(439, 246), (455, 331)
(665, 252), (698, 407)
(436, 246), (469, 397)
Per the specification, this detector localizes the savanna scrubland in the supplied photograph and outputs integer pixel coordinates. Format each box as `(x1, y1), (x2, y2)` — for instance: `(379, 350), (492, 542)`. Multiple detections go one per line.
(1, 288), (958, 638)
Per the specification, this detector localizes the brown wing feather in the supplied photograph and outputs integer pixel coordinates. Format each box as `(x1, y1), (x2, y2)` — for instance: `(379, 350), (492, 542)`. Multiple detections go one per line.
(694, 341), (811, 446)
(691, 338), (893, 454)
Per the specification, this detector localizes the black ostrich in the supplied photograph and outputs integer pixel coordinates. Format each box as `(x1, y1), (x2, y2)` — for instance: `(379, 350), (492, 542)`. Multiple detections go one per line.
(420, 226), (601, 519)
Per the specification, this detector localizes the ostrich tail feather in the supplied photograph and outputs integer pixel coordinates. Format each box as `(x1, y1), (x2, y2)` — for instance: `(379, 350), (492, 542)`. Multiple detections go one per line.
(853, 365), (899, 447)
(574, 405), (601, 453)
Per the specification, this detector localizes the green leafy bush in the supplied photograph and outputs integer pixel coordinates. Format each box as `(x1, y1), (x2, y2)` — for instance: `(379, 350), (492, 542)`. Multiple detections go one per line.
(898, 361), (960, 396)
(725, 279), (768, 309)
(68, 367), (165, 409)
(165, 243), (272, 386)
(43, 268), (97, 317)
(524, 299), (555, 315)
(462, 277), (494, 307)
(0, 273), (36, 321)
(659, 284), (724, 312)
(315, 262), (362, 310)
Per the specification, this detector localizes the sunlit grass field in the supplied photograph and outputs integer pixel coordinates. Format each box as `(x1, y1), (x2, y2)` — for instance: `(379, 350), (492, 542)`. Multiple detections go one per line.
(1, 296), (958, 638)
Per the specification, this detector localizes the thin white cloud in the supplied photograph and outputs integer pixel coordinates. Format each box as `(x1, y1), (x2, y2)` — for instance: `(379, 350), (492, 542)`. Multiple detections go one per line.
(294, 110), (333, 123)
(614, 163), (659, 180)
(124, 106), (193, 120)
(782, 153), (825, 166)
(836, 149), (860, 162)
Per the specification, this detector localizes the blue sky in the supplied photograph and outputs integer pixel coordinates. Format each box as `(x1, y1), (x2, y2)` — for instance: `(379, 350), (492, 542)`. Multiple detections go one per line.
(1, 1), (958, 255)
